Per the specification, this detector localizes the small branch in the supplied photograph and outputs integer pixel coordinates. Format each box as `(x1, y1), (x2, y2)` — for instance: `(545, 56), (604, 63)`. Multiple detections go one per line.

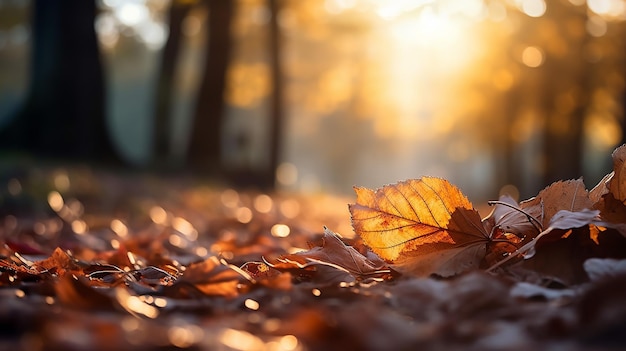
(487, 200), (543, 233)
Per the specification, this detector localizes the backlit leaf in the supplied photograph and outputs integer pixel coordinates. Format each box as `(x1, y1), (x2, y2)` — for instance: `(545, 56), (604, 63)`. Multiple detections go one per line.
(349, 177), (491, 277)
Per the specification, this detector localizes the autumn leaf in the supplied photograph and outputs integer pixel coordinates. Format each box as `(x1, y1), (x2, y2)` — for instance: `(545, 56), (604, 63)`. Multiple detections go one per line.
(485, 195), (542, 240)
(55, 274), (117, 309)
(173, 256), (246, 298)
(35, 247), (83, 277)
(608, 144), (626, 204)
(590, 144), (626, 226)
(270, 227), (390, 281)
(349, 177), (493, 277)
(488, 208), (601, 273)
(584, 258), (626, 281)
(589, 172), (612, 205)
(520, 178), (593, 230)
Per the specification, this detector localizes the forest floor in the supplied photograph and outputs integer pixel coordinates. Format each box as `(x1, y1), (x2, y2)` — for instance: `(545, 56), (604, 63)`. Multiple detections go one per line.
(0, 164), (625, 351)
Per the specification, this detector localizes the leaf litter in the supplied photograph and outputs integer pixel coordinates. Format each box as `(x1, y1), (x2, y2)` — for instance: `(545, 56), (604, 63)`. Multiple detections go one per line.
(3, 146), (626, 350)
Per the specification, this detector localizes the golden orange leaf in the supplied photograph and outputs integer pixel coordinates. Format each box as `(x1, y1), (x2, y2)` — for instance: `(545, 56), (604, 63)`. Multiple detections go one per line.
(349, 177), (490, 277)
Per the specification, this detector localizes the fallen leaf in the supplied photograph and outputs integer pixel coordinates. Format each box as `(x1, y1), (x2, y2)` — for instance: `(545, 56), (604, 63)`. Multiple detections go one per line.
(509, 282), (576, 300)
(584, 258), (626, 281)
(35, 247), (82, 277)
(591, 146), (626, 226)
(589, 172), (612, 205)
(577, 273), (626, 345)
(349, 177), (493, 277)
(55, 274), (116, 309)
(547, 209), (601, 232)
(485, 195), (542, 239)
(520, 209), (600, 258)
(608, 144), (626, 204)
(488, 209), (601, 274)
(520, 178), (592, 229)
(5, 240), (47, 255)
(174, 256), (245, 297)
(293, 227), (389, 277)
(513, 229), (597, 285)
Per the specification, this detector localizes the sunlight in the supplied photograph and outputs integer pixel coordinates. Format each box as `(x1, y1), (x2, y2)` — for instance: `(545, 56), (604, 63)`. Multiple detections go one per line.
(521, 46), (544, 67)
(115, 288), (159, 319)
(374, 0), (434, 20)
(271, 224), (291, 237)
(53, 170), (70, 191)
(280, 335), (299, 350)
(71, 220), (87, 235)
(172, 217), (198, 240)
(244, 298), (260, 310)
(588, 0), (626, 18)
(236, 207), (253, 223)
(149, 206), (168, 225)
(518, 0), (546, 17)
(279, 199), (300, 218)
(167, 324), (204, 348)
(110, 219), (128, 238)
(219, 329), (265, 351)
(115, 2), (148, 27)
(254, 194), (274, 213)
(376, 2), (484, 140)
(48, 191), (64, 212)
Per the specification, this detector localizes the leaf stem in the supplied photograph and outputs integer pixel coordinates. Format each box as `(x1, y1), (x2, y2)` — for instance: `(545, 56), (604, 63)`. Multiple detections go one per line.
(487, 200), (543, 233)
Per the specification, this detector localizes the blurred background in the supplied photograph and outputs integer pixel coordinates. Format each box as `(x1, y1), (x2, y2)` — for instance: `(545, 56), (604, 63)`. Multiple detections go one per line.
(0, 0), (625, 202)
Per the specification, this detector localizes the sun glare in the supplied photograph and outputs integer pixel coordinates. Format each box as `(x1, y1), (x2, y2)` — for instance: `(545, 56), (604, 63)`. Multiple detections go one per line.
(376, 2), (484, 141)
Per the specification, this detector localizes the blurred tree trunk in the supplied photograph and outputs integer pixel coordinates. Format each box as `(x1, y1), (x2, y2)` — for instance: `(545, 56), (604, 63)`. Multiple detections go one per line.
(153, 1), (192, 166)
(542, 8), (587, 186)
(187, 0), (234, 172)
(267, 0), (283, 188)
(0, 0), (119, 163)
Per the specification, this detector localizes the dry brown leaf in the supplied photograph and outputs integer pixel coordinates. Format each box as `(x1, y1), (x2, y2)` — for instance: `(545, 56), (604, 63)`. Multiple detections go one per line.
(609, 144), (626, 204)
(486, 195), (542, 239)
(55, 274), (117, 309)
(294, 227), (389, 277)
(175, 256), (245, 297)
(35, 247), (82, 277)
(520, 178), (592, 230)
(591, 145), (626, 225)
(590, 172), (612, 205)
(488, 209), (601, 276)
(349, 177), (493, 277)
(265, 227), (390, 285)
(584, 258), (626, 281)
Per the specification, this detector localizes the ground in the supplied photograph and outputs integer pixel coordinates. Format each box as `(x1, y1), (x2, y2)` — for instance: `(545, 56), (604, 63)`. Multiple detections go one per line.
(0, 165), (625, 351)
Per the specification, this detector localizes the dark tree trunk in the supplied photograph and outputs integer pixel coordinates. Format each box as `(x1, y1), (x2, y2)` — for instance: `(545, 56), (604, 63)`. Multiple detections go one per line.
(153, 2), (192, 166)
(267, 0), (283, 189)
(187, 0), (234, 172)
(0, 0), (119, 163)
